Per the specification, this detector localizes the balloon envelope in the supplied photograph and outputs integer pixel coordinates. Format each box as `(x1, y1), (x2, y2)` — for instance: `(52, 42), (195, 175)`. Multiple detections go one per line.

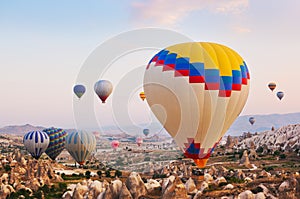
(249, 117), (255, 125)
(43, 127), (67, 160)
(73, 85), (86, 99)
(144, 42), (250, 168)
(140, 91), (146, 101)
(23, 131), (50, 159)
(94, 80), (113, 103)
(111, 140), (120, 149)
(136, 137), (143, 146)
(268, 82), (276, 92)
(143, 128), (150, 136)
(65, 131), (96, 165)
(277, 91), (284, 100)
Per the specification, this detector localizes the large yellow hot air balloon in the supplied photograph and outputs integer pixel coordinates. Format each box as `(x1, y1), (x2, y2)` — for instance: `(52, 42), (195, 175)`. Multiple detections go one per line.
(144, 42), (250, 168)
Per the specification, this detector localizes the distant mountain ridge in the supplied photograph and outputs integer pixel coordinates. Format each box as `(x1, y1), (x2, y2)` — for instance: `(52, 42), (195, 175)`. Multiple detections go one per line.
(2, 112), (300, 136)
(0, 124), (45, 135)
(0, 124), (76, 135)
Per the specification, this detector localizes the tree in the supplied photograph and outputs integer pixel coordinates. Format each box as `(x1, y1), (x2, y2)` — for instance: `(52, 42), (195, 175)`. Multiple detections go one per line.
(58, 182), (67, 191)
(256, 146), (263, 153)
(85, 170), (91, 179)
(105, 170), (111, 177)
(4, 165), (11, 172)
(97, 170), (102, 177)
(273, 150), (280, 156)
(115, 170), (122, 177)
(279, 154), (286, 159)
(144, 157), (150, 161)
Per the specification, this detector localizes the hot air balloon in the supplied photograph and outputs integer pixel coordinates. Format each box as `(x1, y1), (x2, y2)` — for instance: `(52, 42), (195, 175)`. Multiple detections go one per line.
(143, 128), (150, 136)
(144, 42), (250, 168)
(94, 80), (113, 103)
(43, 127), (67, 160)
(65, 131), (96, 165)
(23, 131), (50, 159)
(268, 82), (276, 92)
(111, 140), (120, 150)
(249, 117), (255, 125)
(277, 91), (284, 100)
(139, 91), (146, 101)
(136, 137), (143, 146)
(73, 85), (86, 99)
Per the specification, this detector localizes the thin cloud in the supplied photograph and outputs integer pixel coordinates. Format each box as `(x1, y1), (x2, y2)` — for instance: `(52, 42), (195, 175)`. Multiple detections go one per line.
(131, 0), (249, 26)
(234, 26), (251, 33)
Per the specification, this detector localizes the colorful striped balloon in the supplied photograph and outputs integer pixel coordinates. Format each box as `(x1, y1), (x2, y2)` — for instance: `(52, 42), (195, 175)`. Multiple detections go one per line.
(23, 131), (50, 159)
(65, 131), (96, 165)
(43, 127), (67, 160)
(144, 42), (250, 168)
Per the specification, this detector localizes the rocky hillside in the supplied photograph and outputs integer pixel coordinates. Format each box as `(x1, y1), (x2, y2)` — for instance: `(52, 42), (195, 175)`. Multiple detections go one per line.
(237, 124), (300, 152)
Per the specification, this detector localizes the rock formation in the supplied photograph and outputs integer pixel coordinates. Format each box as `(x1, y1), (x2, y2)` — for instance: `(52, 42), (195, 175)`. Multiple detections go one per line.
(125, 172), (147, 199)
(240, 150), (251, 167)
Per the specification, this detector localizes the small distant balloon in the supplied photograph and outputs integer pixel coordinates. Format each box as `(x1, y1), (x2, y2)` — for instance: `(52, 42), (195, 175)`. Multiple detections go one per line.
(23, 131), (50, 159)
(111, 140), (120, 150)
(249, 117), (255, 125)
(143, 129), (150, 136)
(268, 82), (276, 92)
(139, 91), (146, 101)
(73, 85), (86, 99)
(277, 91), (284, 100)
(136, 137), (143, 146)
(94, 80), (113, 103)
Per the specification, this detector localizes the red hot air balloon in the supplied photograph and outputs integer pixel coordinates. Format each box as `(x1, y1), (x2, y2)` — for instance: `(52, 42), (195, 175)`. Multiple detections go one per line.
(111, 140), (120, 150)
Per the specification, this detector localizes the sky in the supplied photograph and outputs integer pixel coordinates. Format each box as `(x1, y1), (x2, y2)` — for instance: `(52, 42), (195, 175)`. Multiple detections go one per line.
(0, 0), (300, 130)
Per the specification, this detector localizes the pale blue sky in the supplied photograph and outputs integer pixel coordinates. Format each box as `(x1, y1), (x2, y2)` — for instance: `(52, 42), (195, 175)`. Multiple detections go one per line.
(1, 1), (300, 129)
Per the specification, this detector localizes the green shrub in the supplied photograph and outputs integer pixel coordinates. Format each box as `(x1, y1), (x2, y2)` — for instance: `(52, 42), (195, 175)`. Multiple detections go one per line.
(263, 166), (275, 172)
(279, 154), (286, 159)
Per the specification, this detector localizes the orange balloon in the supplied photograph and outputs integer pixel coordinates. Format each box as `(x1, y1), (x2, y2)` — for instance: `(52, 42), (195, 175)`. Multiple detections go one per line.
(139, 91), (146, 101)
